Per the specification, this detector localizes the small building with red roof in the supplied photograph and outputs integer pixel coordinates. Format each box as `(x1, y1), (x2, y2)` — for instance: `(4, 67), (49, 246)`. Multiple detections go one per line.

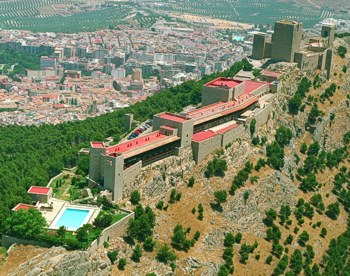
(12, 203), (37, 211)
(28, 186), (53, 203)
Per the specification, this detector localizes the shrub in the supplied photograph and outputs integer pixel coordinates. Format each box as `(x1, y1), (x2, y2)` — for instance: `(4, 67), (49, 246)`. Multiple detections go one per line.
(188, 176), (195, 187)
(131, 244), (142, 262)
(118, 258), (126, 270)
(130, 190), (141, 205)
(156, 244), (176, 264)
(107, 250), (118, 264)
(143, 237), (156, 252)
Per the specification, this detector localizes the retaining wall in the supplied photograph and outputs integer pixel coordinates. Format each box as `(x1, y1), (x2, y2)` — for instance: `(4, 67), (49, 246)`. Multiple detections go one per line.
(89, 208), (134, 250)
(1, 235), (51, 249)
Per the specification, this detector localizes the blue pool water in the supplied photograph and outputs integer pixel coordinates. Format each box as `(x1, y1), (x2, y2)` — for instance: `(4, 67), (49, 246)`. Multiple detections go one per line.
(55, 208), (89, 229)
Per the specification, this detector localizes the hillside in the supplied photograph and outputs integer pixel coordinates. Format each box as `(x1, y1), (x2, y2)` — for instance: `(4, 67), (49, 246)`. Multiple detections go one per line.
(1, 38), (350, 275)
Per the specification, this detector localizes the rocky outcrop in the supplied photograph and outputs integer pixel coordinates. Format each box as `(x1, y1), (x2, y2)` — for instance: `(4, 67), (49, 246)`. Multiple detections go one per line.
(9, 247), (111, 276)
(123, 148), (195, 200)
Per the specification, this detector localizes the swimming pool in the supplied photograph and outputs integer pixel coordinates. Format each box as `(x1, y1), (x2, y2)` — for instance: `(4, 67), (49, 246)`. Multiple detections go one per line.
(55, 208), (89, 230)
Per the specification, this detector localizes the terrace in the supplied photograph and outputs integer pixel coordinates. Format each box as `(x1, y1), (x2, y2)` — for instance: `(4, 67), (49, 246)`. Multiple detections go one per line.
(106, 130), (180, 159)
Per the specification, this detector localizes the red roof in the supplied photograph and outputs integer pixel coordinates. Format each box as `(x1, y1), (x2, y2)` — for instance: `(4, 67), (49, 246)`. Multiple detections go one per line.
(106, 131), (169, 154)
(204, 77), (242, 88)
(91, 142), (105, 148)
(12, 203), (37, 211)
(28, 186), (51, 195)
(158, 113), (189, 123)
(242, 80), (266, 96)
(161, 125), (176, 130)
(192, 130), (216, 142)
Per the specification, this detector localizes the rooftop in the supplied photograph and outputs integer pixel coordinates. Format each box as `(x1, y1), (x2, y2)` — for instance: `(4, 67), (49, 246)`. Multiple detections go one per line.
(91, 141), (105, 148)
(106, 131), (180, 159)
(192, 130), (216, 142)
(12, 203), (37, 211)
(158, 112), (189, 123)
(188, 80), (265, 121)
(204, 77), (242, 89)
(28, 186), (52, 195)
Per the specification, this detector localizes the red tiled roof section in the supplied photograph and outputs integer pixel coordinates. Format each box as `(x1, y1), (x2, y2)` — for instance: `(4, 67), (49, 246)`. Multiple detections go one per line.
(91, 142), (105, 148)
(204, 77), (242, 88)
(28, 186), (51, 195)
(158, 113), (189, 123)
(192, 130), (216, 142)
(12, 203), (37, 211)
(107, 131), (169, 154)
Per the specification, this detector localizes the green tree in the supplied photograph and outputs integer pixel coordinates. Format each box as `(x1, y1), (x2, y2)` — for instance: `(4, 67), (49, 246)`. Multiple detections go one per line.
(300, 142), (308, 154)
(57, 226), (67, 239)
(214, 190), (227, 205)
(250, 119), (257, 137)
(275, 126), (293, 146)
(263, 208), (277, 227)
(290, 249), (303, 275)
(4, 208), (47, 239)
(76, 224), (93, 243)
(188, 176), (195, 187)
(130, 190), (141, 205)
(320, 227), (327, 238)
(298, 230), (310, 246)
(325, 202), (340, 220)
(131, 244), (143, 262)
(156, 244), (176, 264)
(107, 250), (118, 264)
(118, 258), (126, 270)
(143, 236), (156, 252)
(337, 45), (347, 58)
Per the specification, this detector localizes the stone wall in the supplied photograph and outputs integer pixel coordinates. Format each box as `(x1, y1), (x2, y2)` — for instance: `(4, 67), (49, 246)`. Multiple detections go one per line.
(221, 124), (245, 147)
(254, 104), (272, 127)
(123, 161), (142, 187)
(192, 134), (222, 164)
(2, 235), (51, 249)
(89, 208), (134, 250)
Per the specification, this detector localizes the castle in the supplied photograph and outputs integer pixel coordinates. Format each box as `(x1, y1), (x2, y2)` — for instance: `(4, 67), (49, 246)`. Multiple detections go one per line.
(251, 20), (335, 79)
(89, 73), (281, 201)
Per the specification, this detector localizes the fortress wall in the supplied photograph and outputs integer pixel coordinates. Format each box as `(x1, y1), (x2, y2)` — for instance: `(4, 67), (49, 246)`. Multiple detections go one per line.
(123, 161), (142, 186)
(192, 134), (222, 164)
(254, 104), (272, 127)
(89, 209), (134, 250)
(202, 86), (231, 106)
(221, 124), (245, 147)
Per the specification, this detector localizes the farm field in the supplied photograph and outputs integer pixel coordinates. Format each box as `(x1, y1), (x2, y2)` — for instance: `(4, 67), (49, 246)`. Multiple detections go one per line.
(0, 0), (136, 32)
(149, 0), (350, 28)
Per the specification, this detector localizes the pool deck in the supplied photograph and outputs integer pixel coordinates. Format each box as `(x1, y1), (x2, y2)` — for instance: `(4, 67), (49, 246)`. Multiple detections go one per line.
(38, 198), (100, 231)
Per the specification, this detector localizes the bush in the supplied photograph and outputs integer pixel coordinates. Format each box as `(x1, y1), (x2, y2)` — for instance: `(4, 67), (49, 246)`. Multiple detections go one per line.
(214, 190), (227, 205)
(156, 200), (164, 210)
(130, 190), (141, 205)
(156, 244), (176, 264)
(275, 126), (293, 146)
(205, 158), (228, 178)
(188, 176), (195, 187)
(325, 202), (340, 220)
(143, 237), (156, 252)
(131, 244), (142, 262)
(107, 250), (118, 264)
(298, 231), (310, 246)
(118, 258), (126, 270)
(337, 45), (347, 58)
